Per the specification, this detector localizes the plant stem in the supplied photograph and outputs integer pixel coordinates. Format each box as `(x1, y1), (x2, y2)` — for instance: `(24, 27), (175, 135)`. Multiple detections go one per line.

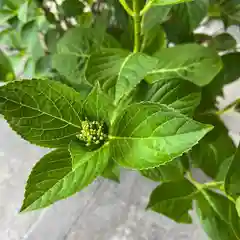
(216, 98), (240, 115)
(119, 0), (134, 16)
(140, 0), (154, 16)
(133, 0), (141, 52)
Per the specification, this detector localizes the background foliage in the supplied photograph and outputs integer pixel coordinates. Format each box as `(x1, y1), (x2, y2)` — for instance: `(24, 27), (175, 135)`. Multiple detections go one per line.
(0, 0), (240, 239)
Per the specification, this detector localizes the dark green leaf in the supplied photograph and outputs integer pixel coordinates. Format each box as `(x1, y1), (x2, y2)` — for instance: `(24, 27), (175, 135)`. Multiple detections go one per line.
(209, 33), (237, 51)
(220, 0), (240, 24)
(101, 159), (120, 183)
(110, 102), (213, 169)
(133, 78), (201, 116)
(146, 44), (222, 87)
(0, 9), (17, 24)
(196, 190), (240, 240)
(83, 84), (115, 125)
(61, 0), (84, 17)
(86, 49), (158, 102)
(190, 132), (235, 179)
(35, 55), (52, 77)
(140, 157), (186, 182)
(164, 0), (209, 43)
(20, 146), (109, 211)
(0, 49), (15, 81)
(225, 143), (240, 198)
(147, 179), (196, 223)
(45, 28), (60, 53)
(204, 53), (240, 97)
(0, 79), (83, 148)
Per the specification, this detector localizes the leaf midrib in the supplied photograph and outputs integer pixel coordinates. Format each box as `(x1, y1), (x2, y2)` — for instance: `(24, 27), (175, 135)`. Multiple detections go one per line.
(1, 95), (82, 129)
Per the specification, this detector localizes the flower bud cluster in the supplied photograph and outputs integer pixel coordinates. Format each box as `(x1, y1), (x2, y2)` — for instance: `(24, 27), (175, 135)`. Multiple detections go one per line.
(76, 119), (107, 146)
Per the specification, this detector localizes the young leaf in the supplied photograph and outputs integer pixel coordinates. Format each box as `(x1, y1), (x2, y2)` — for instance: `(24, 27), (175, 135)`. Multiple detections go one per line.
(83, 84), (115, 125)
(196, 190), (240, 240)
(225, 143), (240, 198)
(0, 9), (17, 25)
(147, 179), (196, 223)
(0, 49), (15, 81)
(85, 49), (158, 102)
(190, 132), (236, 179)
(20, 145), (109, 211)
(146, 44), (222, 86)
(140, 157), (186, 182)
(110, 102), (213, 169)
(0, 79), (83, 148)
(133, 78), (201, 116)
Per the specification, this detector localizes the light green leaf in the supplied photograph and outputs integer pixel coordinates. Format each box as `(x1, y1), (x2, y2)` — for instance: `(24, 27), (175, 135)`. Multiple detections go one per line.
(147, 179), (196, 223)
(18, 1), (28, 23)
(86, 49), (158, 102)
(142, 6), (171, 33)
(133, 78), (201, 116)
(152, 0), (192, 6)
(0, 49), (15, 81)
(225, 143), (240, 198)
(110, 102), (213, 169)
(20, 146), (109, 211)
(83, 84), (115, 125)
(191, 132), (236, 179)
(0, 79), (83, 148)
(209, 33), (237, 51)
(196, 190), (240, 240)
(140, 157), (186, 182)
(0, 9), (16, 25)
(236, 197), (240, 217)
(146, 44), (222, 86)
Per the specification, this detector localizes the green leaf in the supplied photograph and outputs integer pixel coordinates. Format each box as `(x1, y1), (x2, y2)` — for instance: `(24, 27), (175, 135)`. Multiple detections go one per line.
(86, 49), (158, 102)
(142, 6), (171, 32)
(133, 78), (201, 116)
(20, 145), (109, 211)
(163, 0), (209, 43)
(225, 143), (240, 198)
(209, 33), (237, 51)
(0, 49), (15, 81)
(153, 0), (192, 6)
(101, 159), (120, 183)
(35, 55), (52, 77)
(45, 29), (60, 53)
(52, 53), (84, 84)
(204, 53), (240, 98)
(141, 25), (167, 55)
(18, 1), (28, 23)
(140, 157), (186, 182)
(0, 9), (17, 25)
(110, 102), (213, 169)
(147, 179), (196, 223)
(0, 79), (83, 148)
(236, 197), (240, 217)
(196, 190), (240, 240)
(190, 132), (235, 179)
(220, 0), (240, 24)
(83, 84), (115, 126)
(146, 44), (222, 87)
(61, 0), (84, 17)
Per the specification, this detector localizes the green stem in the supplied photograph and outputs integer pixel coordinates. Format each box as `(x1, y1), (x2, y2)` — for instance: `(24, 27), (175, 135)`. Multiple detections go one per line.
(133, 0), (141, 52)
(140, 0), (154, 16)
(216, 98), (240, 115)
(119, 0), (134, 16)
